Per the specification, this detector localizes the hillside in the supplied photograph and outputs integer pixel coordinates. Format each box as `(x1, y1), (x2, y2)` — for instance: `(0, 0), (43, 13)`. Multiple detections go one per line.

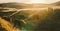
(0, 2), (60, 31)
(51, 1), (60, 6)
(0, 2), (50, 8)
(0, 2), (33, 8)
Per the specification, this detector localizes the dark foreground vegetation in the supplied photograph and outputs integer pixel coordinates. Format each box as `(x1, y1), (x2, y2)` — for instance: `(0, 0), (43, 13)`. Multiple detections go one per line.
(34, 9), (60, 31)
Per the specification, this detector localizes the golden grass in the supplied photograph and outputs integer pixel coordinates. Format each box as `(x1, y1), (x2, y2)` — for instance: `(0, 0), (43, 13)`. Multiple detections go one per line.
(0, 17), (21, 31)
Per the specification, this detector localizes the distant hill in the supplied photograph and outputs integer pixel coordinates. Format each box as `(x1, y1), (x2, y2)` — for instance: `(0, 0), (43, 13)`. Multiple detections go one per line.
(0, 1), (60, 9)
(0, 2), (33, 9)
(0, 2), (50, 8)
(51, 1), (60, 6)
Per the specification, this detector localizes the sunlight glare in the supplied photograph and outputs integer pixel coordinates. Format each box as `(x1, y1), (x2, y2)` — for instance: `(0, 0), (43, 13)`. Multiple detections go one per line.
(25, 0), (46, 4)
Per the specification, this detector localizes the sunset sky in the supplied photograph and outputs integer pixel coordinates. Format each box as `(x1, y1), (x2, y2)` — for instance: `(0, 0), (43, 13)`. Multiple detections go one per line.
(0, 0), (60, 4)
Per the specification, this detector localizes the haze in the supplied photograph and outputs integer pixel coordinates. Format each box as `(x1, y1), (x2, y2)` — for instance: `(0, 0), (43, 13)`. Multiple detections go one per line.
(0, 0), (60, 4)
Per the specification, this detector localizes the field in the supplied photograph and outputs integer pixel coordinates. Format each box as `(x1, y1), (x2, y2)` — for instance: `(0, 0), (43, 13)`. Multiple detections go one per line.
(0, 2), (60, 31)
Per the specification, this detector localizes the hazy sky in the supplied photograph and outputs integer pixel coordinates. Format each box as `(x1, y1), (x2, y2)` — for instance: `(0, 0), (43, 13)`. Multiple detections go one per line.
(0, 0), (60, 4)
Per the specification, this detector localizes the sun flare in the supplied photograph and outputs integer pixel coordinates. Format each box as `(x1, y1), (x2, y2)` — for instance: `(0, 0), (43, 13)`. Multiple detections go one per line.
(24, 0), (60, 4)
(25, 0), (46, 4)
(30, 0), (45, 3)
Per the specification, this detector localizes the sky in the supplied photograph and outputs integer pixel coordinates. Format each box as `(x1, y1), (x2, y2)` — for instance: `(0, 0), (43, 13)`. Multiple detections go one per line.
(0, 0), (60, 4)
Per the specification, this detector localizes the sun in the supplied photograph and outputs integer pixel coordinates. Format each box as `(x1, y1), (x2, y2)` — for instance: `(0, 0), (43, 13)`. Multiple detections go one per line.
(31, 0), (45, 3)
(25, 0), (46, 4)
